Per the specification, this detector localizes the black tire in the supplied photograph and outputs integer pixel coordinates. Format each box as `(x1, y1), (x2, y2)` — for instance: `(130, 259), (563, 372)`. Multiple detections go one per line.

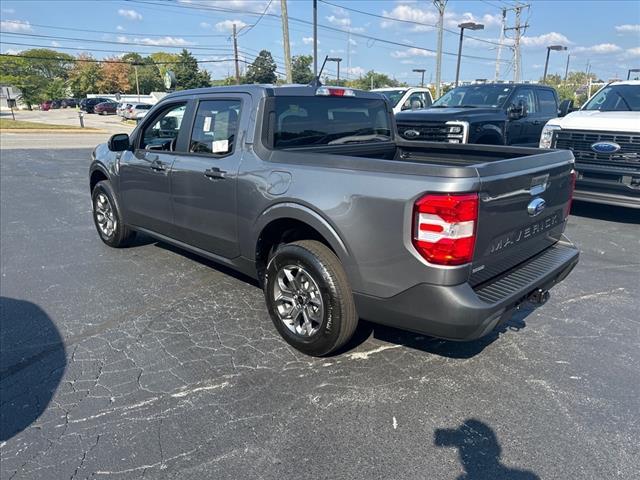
(264, 240), (358, 356)
(91, 180), (135, 248)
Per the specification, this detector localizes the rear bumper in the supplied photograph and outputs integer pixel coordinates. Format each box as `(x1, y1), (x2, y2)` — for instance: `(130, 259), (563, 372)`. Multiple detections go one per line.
(354, 242), (579, 341)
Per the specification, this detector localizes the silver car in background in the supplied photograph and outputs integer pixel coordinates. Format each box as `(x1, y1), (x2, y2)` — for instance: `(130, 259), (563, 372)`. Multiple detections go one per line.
(124, 103), (152, 120)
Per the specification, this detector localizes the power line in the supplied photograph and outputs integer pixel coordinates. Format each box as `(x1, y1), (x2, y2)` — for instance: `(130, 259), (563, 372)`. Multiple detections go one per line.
(236, 0), (274, 37)
(0, 19), (229, 38)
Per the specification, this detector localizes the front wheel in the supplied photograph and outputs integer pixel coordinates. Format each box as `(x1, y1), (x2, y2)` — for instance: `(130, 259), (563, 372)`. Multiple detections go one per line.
(264, 240), (358, 356)
(91, 180), (135, 248)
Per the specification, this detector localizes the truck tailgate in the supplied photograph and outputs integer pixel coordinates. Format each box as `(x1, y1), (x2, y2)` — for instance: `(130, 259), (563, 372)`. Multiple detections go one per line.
(470, 150), (575, 286)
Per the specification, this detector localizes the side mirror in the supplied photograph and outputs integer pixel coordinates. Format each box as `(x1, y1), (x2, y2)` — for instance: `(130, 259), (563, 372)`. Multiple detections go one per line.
(107, 133), (130, 151)
(508, 101), (527, 119)
(558, 99), (574, 117)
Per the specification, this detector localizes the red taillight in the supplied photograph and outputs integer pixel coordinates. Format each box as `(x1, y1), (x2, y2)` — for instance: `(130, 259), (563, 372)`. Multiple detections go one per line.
(412, 193), (479, 266)
(565, 170), (576, 217)
(315, 87), (355, 97)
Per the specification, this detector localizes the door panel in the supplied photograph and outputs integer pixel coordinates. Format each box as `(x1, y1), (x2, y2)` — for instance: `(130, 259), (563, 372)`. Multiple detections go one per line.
(118, 102), (188, 235)
(170, 97), (246, 258)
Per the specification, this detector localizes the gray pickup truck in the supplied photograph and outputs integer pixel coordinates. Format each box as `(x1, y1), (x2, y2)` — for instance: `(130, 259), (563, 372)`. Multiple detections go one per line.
(90, 84), (579, 356)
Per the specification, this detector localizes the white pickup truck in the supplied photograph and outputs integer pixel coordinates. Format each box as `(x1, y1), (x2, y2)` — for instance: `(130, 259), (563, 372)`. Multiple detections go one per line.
(539, 80), (640, 209)
(372, 87), (433, 114)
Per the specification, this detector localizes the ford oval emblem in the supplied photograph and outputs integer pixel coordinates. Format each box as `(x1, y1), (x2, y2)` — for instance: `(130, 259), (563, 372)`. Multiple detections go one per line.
(527, 197), (546, 217)
(591, 141), (620, 154)
(404, 129), (420, 138)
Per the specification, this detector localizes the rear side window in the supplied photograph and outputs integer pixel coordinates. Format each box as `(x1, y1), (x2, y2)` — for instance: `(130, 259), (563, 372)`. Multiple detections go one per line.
(273, 96), (391, 148)
(537, 89), (557, 115)
(189, 99), (241, 155)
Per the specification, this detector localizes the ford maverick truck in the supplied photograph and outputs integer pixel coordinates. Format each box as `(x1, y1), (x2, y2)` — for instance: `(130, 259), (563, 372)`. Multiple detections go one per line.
(90, 84), (579, 356)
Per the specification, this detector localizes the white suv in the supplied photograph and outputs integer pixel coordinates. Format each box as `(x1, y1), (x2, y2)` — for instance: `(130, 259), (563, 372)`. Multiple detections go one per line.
(539, 80), (640, 209)
(372, 87), (433, 114)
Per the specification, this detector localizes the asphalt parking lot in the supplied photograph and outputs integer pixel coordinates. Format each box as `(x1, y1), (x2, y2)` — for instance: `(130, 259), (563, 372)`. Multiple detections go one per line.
(1, 134), (639, 479)
(5, 108), (137, 134)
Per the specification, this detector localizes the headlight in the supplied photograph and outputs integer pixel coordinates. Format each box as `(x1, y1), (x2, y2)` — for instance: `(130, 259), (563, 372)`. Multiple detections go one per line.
(539, 124), (561, 149)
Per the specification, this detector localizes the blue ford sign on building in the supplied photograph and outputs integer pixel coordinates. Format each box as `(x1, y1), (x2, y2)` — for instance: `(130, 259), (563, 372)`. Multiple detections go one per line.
(591, 142), (621, 154)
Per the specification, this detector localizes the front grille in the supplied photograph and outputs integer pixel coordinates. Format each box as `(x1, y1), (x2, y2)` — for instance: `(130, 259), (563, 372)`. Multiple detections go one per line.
(553, 129), (640, 169)
(397, 120), (467, 143)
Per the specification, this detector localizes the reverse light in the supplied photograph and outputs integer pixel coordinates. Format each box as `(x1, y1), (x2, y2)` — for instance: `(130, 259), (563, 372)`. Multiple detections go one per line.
(539, 124), (561, 148)
(316, 87), (355, 97)
(412, 193), (479, 266)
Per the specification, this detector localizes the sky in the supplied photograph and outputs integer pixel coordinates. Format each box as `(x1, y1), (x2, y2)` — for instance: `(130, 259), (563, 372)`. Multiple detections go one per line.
(1, 0), (639, 85)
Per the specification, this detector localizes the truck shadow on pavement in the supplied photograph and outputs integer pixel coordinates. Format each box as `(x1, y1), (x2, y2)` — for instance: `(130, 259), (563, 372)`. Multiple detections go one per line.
(0, 297), (66, 441)
(434, 419), (540, 480)
(340, 306), (533, 359)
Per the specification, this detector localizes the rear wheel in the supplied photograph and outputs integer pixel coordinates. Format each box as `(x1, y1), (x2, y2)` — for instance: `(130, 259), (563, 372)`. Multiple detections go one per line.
(91, 180), (135, 248)
(264, 240), (358, 356)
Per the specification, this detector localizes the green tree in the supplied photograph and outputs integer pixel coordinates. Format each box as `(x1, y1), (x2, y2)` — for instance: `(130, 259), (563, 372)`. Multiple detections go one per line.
(0, 49), (73, 107)
(345, 70), (400, 90)
(291, 55), (314, 84)
(173, 49), (211, 90)
(122, 53), (163, 94)
(149, 52), (180, 79)
(68, 54), (103, 98)
(245, 50), (277, 84)
(541, 71), (597, 106)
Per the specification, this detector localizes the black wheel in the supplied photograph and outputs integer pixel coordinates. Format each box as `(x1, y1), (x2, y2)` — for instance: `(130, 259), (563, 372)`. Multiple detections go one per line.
(264, 240), (358, 356)
(91, 180), (135, 248)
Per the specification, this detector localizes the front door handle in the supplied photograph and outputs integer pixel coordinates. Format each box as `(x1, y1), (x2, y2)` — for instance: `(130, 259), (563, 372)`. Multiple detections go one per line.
(150, 159), (166, 172)
(204, 167), (226, 180)
(532, 120), (542, 125)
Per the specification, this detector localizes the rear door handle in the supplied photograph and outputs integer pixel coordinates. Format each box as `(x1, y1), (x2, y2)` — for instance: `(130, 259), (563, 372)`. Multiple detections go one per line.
(204, 167), (226, 180)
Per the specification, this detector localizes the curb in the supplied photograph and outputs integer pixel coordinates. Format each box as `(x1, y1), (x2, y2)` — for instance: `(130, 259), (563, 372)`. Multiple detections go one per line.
(0, 129), (108, 134)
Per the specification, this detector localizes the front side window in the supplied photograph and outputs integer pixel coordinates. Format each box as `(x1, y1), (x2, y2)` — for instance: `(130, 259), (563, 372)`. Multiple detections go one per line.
(141, 103), (186, 151)
(273, 96), (391, 148)
(512, 88), (537, 113)
(378, 89), (407, 107)
(189, 99), (241, 155)
(582, 84), (640, 111)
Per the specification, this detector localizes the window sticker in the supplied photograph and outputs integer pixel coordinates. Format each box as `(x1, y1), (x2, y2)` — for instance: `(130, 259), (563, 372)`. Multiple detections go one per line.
(211, 139), (229, 153)
(203, 116), (212, 131)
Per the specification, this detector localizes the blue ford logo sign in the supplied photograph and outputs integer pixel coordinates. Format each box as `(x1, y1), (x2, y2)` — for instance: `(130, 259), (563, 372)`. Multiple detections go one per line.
(591, 141), (620, 154)
(527, 198), (546, 217)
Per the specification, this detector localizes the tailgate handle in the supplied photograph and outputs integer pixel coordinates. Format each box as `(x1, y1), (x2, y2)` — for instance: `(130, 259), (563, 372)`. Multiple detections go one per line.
(530, 174), (549, 196)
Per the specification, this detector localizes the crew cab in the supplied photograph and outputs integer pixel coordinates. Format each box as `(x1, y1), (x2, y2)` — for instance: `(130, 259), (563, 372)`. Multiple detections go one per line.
(371, 87), (434, 114)
(396, 83), (563, 147)
(89, 84), (579, 356)
(539, 80), (640, 209)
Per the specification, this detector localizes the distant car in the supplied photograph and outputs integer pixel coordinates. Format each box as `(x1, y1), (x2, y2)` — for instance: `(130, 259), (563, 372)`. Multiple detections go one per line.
(80, 97), (111, 114)
(51, 100), (62, 109)
(61, 98), (77, 108)
(371, 87), (434, 114)
(40, 100), (53, 111)
(117, 103), (132, 117)
(124, 103), (152, 119)
(135, 110), (149, 121)
(95, 101), (118, 115)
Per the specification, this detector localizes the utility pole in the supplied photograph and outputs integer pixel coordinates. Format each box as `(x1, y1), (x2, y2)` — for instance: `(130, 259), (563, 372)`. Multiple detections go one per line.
(564, 53), (570, 82)
(504, 3), (530, 83)
(280, 0), (292, 83)
(433, 0), (447, 97)
(134, 65), (140, 102)
(494, 8), (506, 81)
(313, 0), (318, 76)
(232, 23), (240, 84)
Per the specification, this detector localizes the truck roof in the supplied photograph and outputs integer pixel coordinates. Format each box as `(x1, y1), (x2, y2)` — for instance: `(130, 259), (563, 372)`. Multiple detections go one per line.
(163, 83), (385, 100)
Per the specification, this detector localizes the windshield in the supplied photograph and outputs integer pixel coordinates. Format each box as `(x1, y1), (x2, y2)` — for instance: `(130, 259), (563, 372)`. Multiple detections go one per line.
(272, 96), (391, 148)
(377, 89), (407, 107)
(582, 84), (640, 111)
(432, 85), (514, 108)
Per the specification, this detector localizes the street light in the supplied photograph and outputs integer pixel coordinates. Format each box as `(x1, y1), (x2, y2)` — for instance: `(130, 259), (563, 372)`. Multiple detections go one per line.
(455, 22), (484, 87)
(543, 45), (568, 82)
(327, 57), (343, 83)
(412, 68), (426, 87)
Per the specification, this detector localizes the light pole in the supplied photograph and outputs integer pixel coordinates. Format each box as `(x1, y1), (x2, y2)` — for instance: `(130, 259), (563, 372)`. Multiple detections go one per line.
(327, 57), (342, 83)
(455, 22), (484, 87)
(543, 45), (567, 83)
(412, 68), (426, 87)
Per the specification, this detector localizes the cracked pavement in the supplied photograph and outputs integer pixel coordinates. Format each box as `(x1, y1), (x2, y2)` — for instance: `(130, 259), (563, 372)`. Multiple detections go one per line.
(1, 136), (639, 479)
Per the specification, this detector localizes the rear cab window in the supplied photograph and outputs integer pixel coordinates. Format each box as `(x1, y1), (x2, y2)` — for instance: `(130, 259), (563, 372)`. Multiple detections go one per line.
(272, 96), (391, 148)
